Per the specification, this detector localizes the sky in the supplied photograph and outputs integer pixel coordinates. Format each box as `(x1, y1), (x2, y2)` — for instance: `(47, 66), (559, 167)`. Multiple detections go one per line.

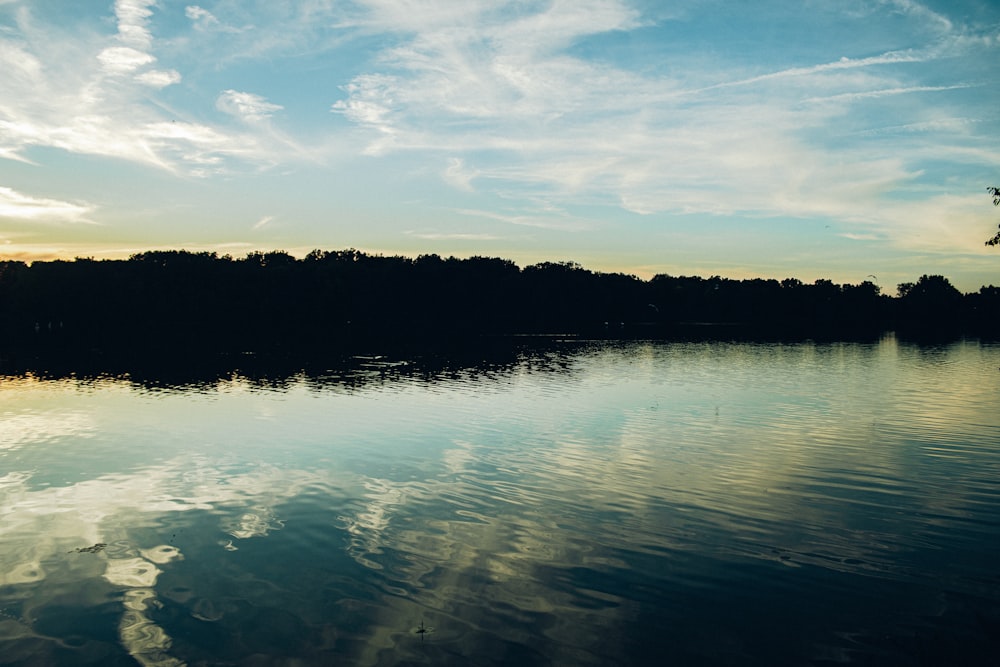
(0, 0), (998, 292)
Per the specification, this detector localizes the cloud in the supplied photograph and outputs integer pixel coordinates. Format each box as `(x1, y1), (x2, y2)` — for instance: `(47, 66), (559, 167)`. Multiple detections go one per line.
(324, 0), (998, 256)
(252, 215), (274, 230)
(443, 158), (477, 191)
(0, 186), (93, 223)
(184, 4), (245, 34)
(696, 50), (928, 93)
(0, 40), (42, 81)
(0, 4), (294, 175)
(185, 5), (218, 26)
(802, 84), (972, 105)
(404, 231), (502, 241)
(455, 207), (592, 232)
(882, 0), (953, 33)
(217, 90), (284, 123)
(841, 233), (884, 241)
(135, 69), (182, 88)
(1, 0), (996, 264)
(331, 74), (400, 140)
(97, 46), (155, 73)
(98, 0), (157, 76)
(94, 0), (181, 88)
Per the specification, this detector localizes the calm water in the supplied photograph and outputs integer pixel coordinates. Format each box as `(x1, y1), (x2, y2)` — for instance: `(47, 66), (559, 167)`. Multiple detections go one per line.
(2, 337), (1000, 666)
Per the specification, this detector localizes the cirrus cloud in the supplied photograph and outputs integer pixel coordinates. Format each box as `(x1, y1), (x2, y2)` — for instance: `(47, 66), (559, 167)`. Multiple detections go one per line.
(0, 186), (93, 223)
(216, 90), (284, 123)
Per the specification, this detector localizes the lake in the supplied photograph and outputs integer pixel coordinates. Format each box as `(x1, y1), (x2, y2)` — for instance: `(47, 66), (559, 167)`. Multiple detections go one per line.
(2, 336), (999, 666)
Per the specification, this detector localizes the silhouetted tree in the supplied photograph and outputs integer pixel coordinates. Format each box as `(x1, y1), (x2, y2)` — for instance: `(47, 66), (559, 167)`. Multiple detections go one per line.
(986, 186), (1000, 246)
(896, 274), (965, 336)
(2, 250), (998, 355)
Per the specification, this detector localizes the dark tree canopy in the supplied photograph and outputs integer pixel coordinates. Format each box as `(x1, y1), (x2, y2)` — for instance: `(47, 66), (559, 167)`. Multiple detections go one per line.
(2, 250), (999, 361)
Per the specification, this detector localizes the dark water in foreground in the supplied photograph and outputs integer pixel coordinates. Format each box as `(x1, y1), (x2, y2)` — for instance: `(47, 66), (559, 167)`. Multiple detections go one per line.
(2, 337), (1000, 666)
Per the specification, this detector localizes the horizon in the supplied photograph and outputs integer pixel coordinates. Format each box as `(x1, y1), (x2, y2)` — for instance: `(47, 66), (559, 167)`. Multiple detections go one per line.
(8, 246), (992, 296)
(1, 1), (999, 292)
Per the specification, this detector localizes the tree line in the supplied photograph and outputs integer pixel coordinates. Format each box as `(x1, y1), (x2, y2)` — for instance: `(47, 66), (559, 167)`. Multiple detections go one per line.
(1, 249), (997, 356)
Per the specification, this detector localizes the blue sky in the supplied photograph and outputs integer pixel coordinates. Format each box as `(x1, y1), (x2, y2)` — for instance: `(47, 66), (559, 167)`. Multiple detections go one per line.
(1, 0), (998, 291)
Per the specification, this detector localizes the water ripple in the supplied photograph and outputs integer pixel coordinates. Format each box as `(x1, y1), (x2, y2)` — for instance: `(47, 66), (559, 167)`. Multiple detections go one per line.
(3, 338), (1000, 665)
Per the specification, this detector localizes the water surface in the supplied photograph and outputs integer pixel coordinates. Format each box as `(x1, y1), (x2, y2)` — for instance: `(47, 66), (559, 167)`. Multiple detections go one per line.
(2, 337), (999, 665)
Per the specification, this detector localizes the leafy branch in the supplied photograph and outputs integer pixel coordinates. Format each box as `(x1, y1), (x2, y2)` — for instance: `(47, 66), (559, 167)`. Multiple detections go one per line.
(986, 186), (1000, 247)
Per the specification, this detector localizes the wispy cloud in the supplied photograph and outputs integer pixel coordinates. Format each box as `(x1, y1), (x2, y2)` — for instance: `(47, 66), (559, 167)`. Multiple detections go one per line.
(217, 90), (284, 123)
(327, 0), (998, 254)
(185, 5), (218, 28)
(0, 1), (302, 175)
(404, 230), (501, 241)
(442, 158), (477, 192)
(0, 186), (93, 223)
(882, 0), (954, 33)
(802, 84), (972, 104)
(455, 207), (592, 232)
(1, 0), (998, 273)
(694, 50), (929, 93)
(841, 233), (884, 241)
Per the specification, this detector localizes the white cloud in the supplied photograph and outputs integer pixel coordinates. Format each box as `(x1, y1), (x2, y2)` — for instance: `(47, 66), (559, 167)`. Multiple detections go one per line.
(802, 84), (971, 105)
(185, 5), (216, 24)
(97, 46), (155, 73)
(135, 68), (182, 88)
(324, 0), (998, 257)
(0, 186), (93, 223)
(0, 3), (292, 175)
(1, 0), (996, 265)
(332, 74), (399, 130)
(696, 50), (928, 94)
(0, 40), (42, 81)
(184, 4), (247, 34)
(113, 0), (156, 50)
(882, 0), (953, 34)
(217, 90), (284, 123)
(443, 157), (476, 191)
(97, 0), (158, 76)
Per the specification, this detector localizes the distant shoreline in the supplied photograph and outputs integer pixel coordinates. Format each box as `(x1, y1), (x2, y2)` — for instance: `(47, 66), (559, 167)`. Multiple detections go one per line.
(2, 250), (997, 360)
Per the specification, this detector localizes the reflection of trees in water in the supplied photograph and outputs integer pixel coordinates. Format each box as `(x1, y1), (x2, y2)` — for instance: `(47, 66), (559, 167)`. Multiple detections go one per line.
(0, 339), (583, 394)
(4, 340), (999, 664)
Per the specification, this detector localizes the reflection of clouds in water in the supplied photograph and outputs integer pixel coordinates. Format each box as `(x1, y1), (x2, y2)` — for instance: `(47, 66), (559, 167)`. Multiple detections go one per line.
(0, 458), (333, 663)
(0, 411), (95, 451)
(524, 341), (1000, 584)
(333, 438), (623, 666)
(441, 439), (475, 473)
(340, 478), (407, 570)
(105, 557), (163, 588)
(328, 339), (1000, 662)
(105, 546), (184, 666)
(142, 545), (184, 565)
(120, 588), (184, 667)
(3, 340), (997, 664)
(0, 459), (321, 555)
(0, 559), (45, 586)
(222, 506), (285, 540)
